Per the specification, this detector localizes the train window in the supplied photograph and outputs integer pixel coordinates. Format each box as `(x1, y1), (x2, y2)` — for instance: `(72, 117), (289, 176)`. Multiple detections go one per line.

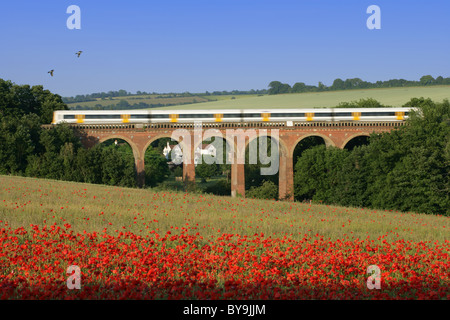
(84, 115), (121, 119)
(334, 112), (352, 117)
(178, 114), (214, 118)
(361, 112), (395, 116)
(315, 113), (333, 117)
(271, 113), (305, 117)
(245, 113), (262, 118)
(64, 115), (75, 119)
(130, 114), (151, 119)
(151, 114), (169, 119)
(223, 113), (243, 118)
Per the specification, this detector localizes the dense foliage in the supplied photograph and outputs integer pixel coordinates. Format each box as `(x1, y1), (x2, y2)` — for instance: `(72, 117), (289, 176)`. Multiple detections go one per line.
(246, 180), (279, 200)
(268, 75), (450, 94)
(294, 98), (450, 215)
(0, 79), (137, 188)
(0, 79), (67, 124)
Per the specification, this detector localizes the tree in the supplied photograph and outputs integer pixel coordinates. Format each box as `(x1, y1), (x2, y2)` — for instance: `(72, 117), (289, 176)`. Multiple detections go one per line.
(331, 78), (345, 91)
(294, 145), (348, 202)
(117, 99), (130, 108)
(337, 98), (384, 109)
(195, 156), (220, 182)
(420, 75), (435, 86)
(246, 180), (278, 200)
(292, 82), (307, 93)
(344, 78), (365, 89)
(268, 81), (291, 95)
(204, 179), (231, 196)
(73, 147), (104, 184)
(60, 142), (76, 181)
(245, 137), (278, 190)
(173, 166), (183, 177)
(293, 136), (325, 163)
(318, 82), (326, 91)
(0, 113), (42, 174)
(100, 146), (136, 187)
(0, 79), (67, 123)
(145, 146), (170, 187)
(39, 122), (81, 154)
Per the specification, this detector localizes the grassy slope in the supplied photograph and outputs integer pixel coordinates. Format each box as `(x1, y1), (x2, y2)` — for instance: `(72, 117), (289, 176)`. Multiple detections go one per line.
(1, 175), (448, 244)
(67, 86), (450, 111)
(153, 86), (450, 110)
(66, 94), (259, 109)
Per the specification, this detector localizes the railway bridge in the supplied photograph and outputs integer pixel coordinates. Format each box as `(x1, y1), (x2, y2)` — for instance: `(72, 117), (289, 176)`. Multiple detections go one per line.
(43, 121), (403, 201)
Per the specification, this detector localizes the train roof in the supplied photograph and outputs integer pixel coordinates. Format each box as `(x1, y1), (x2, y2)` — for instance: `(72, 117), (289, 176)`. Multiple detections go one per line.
(54, 107), (414, 114)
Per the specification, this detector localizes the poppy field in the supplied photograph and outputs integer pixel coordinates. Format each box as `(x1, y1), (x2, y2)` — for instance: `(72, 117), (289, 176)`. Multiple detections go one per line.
(0, 175), (448, 299)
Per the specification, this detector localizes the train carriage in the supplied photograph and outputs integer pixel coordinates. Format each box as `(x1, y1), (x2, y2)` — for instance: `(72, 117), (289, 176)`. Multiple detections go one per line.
(52, 108), (411, 125)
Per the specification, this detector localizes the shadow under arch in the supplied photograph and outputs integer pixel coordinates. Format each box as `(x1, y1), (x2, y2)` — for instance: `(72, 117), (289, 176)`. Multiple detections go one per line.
(141, 134), (184, 188)
(291, 134), (332, 203)
(98, 135), (141, 162)
(96, 136), (139, 188)
(290, 133), (335, 160)
(244, 132), (289, 158)
(142, 134), (183, 157)
(342, 133), (371, 151)
(242, 132), (288, 200)
(142, 132), (198, 187)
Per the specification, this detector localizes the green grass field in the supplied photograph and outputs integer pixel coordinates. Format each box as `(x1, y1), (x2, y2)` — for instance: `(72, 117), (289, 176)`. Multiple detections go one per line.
(67, 86), (450, 110)
(66, 93), (259, 109)
(153, 86), (450, 110)
(67, 95), (210, 109)
(1, 175), (448, 243)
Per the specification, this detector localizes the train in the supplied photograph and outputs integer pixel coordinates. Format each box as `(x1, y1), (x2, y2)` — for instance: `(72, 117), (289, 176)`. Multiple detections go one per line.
(52, 108), (412, 126)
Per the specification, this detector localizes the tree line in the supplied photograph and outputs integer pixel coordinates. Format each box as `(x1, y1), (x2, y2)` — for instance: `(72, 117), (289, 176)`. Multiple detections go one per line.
(268, 75), (450, 95)
(62, 89), (269, 104)
(70, 100), (201, 111)
(62, 74), (449, 103)
(62, 89), (134, 103)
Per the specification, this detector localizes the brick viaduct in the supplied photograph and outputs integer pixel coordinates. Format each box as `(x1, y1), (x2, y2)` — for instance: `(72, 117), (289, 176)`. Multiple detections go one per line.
(43, 121), (403, 201)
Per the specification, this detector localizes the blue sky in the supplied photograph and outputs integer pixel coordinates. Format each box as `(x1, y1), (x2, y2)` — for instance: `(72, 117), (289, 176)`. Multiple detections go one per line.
(1, 0), (449, 97)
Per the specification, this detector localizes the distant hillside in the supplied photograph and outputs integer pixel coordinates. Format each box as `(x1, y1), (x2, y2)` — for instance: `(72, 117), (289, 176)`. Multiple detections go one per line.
(66, 86), (450, 111)
(151, 86), (450, 110)
(66, 93), (262, 110)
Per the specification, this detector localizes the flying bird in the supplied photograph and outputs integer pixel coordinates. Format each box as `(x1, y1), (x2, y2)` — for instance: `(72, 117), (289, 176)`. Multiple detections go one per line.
(48, 70), (54, 77)
(76, 51), (83, 58)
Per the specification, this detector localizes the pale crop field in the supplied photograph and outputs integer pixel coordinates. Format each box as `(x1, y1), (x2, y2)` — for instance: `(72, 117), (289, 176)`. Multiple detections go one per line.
(66, 94), (260, 109)
(153, 86), (450, 110)
(67, 95), (210, 108)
